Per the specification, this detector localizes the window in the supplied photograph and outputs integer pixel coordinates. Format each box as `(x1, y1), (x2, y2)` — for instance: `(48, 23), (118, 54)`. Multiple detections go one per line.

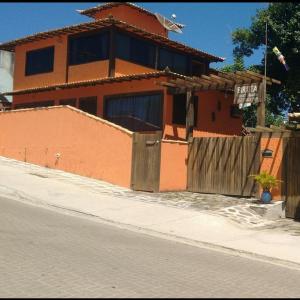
(25, 47), (54, 76)
(230, 105), (242, 118)
(69, 31), (109, 65)
(15, 100), (54, 109)
(172, 94), (198, 126)
(158, 48), (188, 75)
(59, 98), (76, 107)
(211, 112), (216, 122)
(105, 93), (163, 132)
(191, 60), (206, 77)
(79, 97), (97, 116)
(116, 32), (156, 68)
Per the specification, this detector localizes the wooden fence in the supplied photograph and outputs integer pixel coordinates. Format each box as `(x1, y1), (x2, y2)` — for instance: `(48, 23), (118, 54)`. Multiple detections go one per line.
(187, 136), (261, 197)
(283, 136), (300, 219)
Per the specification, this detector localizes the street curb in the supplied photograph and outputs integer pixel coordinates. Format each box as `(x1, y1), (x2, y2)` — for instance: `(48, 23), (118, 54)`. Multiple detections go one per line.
(6, 193), (300, 272)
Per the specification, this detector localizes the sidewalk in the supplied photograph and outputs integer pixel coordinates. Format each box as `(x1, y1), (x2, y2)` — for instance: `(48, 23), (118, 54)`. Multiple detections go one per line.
(1, 156), (300, 270)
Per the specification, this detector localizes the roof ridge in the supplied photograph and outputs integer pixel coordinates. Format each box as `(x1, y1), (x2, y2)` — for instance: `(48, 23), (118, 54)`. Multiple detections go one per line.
(0, 16), (224, 62)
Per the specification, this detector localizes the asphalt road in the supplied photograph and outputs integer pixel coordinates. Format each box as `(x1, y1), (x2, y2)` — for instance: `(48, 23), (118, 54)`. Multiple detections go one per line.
(1, 196), (300, 298)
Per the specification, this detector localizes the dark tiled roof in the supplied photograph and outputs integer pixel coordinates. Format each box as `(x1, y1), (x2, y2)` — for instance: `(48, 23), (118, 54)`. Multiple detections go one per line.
(79, 2), (157, 18)
(0, 17), (224, 62)
(3, 70), (185, 96)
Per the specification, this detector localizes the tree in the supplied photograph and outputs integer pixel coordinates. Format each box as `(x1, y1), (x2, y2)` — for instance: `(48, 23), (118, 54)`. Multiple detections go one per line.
(232, 3), (300, 113)
(219, 55), (285, 127)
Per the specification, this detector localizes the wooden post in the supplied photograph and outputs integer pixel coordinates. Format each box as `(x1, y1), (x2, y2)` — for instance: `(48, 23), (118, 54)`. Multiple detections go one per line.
(108, 26), (116, 77)
(186, 88), (194, 141)
(257, 80), (266, 127)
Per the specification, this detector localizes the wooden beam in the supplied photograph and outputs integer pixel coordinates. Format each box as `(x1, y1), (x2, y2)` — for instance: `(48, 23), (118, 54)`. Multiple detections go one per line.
(186, 88), (194, 141)
(244, 70), (281, 85)
(237, 71), (272, 85)
(256, 81), (266, 127)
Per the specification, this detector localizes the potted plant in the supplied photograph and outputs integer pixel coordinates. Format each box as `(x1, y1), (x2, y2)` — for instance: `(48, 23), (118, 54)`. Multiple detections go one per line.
(250, 171), (281, 204)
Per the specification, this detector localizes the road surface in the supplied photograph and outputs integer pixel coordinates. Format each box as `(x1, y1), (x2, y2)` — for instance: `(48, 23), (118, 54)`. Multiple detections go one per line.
(1, 196), (300, 298)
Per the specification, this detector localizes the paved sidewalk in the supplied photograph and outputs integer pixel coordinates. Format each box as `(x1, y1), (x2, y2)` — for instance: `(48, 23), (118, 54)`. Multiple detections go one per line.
(1, 156), (300, 269)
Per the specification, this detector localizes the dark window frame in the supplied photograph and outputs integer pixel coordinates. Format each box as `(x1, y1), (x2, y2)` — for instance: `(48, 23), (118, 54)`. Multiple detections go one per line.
(68, 29), (110, 66)
(59, 98), (77, 107)
(78, 96), (98, 116)
(25, 46), (55, 76)
(14, 100), (55, 109)
(103, 90), (164, 131)
(172, 93), (198, 127)
(158, 47), (189, 75)
(115, 30), (156, 69)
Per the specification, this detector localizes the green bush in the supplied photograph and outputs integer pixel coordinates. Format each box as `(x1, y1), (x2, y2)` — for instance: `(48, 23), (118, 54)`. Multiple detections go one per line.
(250, 171), (281, 191)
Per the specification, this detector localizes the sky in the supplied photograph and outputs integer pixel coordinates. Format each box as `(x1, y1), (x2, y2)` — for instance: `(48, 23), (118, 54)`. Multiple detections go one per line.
(0, 2), (268, 68)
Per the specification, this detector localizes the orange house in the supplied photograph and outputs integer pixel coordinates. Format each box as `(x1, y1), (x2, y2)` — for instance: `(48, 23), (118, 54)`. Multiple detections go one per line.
(0, 2), (243, 140)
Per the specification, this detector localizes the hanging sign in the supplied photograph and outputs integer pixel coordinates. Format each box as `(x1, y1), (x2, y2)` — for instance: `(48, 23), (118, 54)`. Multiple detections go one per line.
(234, 83), (259, 104)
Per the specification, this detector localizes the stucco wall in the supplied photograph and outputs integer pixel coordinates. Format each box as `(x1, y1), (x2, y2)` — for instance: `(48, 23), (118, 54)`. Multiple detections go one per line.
(159, 139), (188, 191)
(164, 90), (243, 140)
(260, 135), (284, 200)
(92, 5), (168, 37)
(0, 106), (133, 188)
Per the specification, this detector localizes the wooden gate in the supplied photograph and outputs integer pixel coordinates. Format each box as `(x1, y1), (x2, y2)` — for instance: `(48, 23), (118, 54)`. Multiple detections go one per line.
(131, 132), (162, 192)
(283, 137), (300, 219)
(187, 135), (260, 196)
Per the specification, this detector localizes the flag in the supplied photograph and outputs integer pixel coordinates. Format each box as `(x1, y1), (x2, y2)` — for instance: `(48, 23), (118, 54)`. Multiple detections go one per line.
(273, 47), (289, 71)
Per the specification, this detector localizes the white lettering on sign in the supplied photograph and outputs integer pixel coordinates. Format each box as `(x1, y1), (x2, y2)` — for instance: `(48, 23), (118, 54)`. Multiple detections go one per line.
(234, 83), (259, 104)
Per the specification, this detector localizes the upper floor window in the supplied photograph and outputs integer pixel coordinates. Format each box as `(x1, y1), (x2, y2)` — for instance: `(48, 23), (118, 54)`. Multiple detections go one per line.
(25, 46), (54, 76)
(116, 32), (156, 68)
(69, 31), (109, 66)
(158, 48), (188, 75)
(191, 60), (206, 77)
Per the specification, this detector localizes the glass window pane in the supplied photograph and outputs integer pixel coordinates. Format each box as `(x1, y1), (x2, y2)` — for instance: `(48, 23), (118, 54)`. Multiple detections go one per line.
(116, 32), (130, 61)
(25, 47), (54, 76)
(69, 31), (109, 65)
(105, 93), (162, 132)
(158, 48), (173, 71)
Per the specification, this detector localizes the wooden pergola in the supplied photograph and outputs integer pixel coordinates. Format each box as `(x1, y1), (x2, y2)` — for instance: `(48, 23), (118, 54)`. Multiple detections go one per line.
(158, 69), (281, 140)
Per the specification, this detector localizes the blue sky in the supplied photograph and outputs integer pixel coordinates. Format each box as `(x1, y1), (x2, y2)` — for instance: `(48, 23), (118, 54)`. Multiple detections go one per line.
(0, 2), (268, 68)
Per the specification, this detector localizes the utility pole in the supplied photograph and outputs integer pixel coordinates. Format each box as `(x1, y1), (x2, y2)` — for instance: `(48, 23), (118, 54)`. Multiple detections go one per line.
(257, 21), (267, 127)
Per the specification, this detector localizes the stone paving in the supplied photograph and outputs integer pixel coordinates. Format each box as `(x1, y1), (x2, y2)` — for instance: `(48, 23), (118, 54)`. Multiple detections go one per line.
(0, 156), (298, 231)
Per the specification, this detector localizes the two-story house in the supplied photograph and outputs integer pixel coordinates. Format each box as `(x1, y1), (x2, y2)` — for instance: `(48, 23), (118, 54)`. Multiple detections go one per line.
(0, 2), (242, 140)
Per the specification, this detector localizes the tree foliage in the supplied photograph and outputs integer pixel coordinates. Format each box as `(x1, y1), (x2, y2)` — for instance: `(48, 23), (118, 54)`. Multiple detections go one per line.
(232, 3), (300, 113)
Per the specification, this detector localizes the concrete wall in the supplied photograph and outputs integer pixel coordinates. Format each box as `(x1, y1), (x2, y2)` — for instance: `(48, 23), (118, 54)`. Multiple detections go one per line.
(0, 106), (133, 188)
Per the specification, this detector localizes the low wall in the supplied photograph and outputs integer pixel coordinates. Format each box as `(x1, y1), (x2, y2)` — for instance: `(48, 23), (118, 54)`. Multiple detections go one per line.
(259, 133), (285, 201)
(159, 139), (188, 191)
(0, 106), (133, 188)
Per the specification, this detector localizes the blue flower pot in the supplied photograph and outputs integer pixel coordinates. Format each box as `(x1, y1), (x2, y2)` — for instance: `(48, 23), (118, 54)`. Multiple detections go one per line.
(261, 190), (272, 204)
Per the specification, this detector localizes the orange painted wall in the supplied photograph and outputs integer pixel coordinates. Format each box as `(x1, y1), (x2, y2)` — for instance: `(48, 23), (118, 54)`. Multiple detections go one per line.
(159, 140), (188, 191)
(164, 90), (243, 140)
(14, 36), (68, 90)
(68, 60), (109, 82)
(13, 77), (243, 139)
(115, 59), (155, 77)
(259, 135), (284, 200)
(92, 5), (167, 37)
(13, 77), (167, 118)
(0, 106), (133, 188)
